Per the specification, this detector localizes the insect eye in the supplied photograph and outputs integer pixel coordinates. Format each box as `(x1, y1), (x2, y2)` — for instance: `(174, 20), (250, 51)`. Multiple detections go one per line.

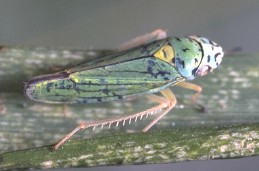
(195, 65), (212, 76)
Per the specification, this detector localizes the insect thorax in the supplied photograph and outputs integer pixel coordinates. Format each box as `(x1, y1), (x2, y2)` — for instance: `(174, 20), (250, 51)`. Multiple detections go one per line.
(153, 37), (202, 80)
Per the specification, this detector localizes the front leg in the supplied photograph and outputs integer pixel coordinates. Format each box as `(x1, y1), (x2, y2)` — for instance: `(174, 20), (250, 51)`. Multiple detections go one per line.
(176, 82), (206, 112)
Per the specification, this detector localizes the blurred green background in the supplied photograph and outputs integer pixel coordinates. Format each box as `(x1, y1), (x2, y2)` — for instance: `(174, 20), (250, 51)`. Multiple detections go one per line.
(1, 0), (259, 52)
(0, 0), (259, 171)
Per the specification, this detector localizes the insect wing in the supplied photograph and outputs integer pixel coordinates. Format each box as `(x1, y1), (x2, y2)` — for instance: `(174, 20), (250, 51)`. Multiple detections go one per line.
(25, 57), (182, 104)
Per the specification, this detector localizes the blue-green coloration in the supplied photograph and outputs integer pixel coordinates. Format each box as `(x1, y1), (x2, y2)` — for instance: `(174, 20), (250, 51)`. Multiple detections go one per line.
(25, 34), (224, 150)
(25, 36), (223, 104)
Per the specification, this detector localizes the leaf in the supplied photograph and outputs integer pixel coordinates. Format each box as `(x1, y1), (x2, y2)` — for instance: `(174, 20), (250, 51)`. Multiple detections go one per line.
(0, 46), (259, 170)
(1, 124), (259, 170)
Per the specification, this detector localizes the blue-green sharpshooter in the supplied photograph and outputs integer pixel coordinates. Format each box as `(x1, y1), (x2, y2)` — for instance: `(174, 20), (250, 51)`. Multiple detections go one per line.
(24, 30), (224, 149)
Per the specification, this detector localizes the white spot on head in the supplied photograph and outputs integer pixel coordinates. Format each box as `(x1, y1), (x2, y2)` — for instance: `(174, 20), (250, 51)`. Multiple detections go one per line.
(188, 35), (224, 77)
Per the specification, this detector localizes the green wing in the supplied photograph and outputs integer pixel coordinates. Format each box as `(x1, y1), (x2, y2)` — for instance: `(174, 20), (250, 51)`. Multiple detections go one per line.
(68, 38), (168, 73)
(25, 56), (183, 104)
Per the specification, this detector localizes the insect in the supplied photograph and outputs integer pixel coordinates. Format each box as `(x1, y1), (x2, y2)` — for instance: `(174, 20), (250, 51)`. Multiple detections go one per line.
(24, 30), (224, 150)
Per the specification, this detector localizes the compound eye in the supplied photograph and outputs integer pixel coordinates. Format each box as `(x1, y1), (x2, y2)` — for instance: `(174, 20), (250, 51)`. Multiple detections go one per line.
(195, 65), (212, 76)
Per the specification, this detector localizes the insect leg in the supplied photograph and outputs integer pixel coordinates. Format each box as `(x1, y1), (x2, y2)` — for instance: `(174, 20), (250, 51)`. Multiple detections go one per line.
(142, 88), (177, 132)
(176, 82), (206, 112)
(117, 29), (167, 51)
(53, 94), (170, 150)
(176, 82), (202, 104)
(63, 104), (72, 118)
